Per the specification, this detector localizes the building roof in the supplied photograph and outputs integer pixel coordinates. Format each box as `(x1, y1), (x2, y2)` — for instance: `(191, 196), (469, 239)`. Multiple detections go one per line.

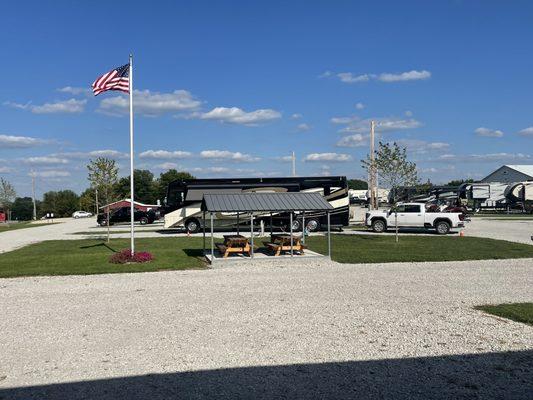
(505, 165), (533, 178)
(99, 198), (160, 209)
(201, 192), (333, 212)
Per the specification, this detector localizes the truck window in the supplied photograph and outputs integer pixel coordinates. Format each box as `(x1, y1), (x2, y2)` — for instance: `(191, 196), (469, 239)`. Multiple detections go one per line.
(405, 204), (421, 213)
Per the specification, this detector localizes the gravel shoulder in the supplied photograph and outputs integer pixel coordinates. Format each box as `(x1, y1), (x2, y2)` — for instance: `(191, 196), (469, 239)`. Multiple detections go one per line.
(1, 258), (532, 399)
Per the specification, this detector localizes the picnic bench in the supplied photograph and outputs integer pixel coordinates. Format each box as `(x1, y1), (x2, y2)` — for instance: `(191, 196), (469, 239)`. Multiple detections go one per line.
(264, 234), (306, 256)
(216, 235), (251, 258)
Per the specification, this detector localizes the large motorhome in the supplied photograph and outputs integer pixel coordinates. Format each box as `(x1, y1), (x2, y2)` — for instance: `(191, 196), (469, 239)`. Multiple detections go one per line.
(163, 176), (350, 232)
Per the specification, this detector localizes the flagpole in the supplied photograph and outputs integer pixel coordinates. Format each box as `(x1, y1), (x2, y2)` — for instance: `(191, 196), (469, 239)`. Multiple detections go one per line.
(129, 54), (135, 254)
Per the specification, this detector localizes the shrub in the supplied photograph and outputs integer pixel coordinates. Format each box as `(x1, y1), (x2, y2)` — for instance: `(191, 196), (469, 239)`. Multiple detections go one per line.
(109, 249), (154, 264)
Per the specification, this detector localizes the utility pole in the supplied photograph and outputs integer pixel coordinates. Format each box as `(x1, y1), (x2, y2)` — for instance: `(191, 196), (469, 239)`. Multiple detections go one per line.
(30, 170), (37, 220)
(369, 120), (377, 210)
(291, 151), (296, 177)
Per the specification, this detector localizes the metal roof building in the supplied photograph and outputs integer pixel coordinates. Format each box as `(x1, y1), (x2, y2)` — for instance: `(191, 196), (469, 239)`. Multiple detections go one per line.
(200, 193), (333, 264)
(481, 165), (533, 183)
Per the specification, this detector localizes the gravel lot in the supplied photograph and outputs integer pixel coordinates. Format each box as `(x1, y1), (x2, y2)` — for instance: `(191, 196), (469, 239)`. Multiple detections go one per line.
(1, 259), (532, 399)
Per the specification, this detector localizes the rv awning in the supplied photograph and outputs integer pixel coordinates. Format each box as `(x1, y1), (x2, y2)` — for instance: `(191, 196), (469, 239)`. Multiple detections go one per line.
(201, 192), (333, 212)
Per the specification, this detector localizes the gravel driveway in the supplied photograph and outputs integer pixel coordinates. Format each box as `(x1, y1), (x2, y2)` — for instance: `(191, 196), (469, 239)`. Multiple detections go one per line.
(1, 259), (531, 399)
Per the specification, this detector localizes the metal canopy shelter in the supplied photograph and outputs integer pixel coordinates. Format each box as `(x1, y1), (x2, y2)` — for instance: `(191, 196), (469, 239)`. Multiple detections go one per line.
(200, 192), (334, 264)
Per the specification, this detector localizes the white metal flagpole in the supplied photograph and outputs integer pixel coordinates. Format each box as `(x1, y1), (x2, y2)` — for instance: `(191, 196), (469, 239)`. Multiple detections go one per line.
(129, 54), (135, 254)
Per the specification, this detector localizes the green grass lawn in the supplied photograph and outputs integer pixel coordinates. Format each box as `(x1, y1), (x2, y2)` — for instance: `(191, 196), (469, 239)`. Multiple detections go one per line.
(0, 222), (58, 232)
(1, 235), (533, 278)
(0, 237), (206, 278)
(305, 234), (533, 264)
(475, 303), (533, 326)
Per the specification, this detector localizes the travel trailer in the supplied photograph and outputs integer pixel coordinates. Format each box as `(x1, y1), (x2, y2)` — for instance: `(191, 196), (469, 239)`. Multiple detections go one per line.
(458, 182), (509, 212)
(163, 176), (350, 232)
(505, 181), (533, 212)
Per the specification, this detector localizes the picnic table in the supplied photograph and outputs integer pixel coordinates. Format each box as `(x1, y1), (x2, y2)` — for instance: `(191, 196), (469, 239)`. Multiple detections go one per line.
(216, 235), (251, 258)
(264, 234), (306, 256)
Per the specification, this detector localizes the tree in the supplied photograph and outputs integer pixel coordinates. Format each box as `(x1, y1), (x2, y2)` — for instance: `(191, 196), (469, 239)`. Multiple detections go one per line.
(362, 142), (419, 242)
(347, 179), (368, 190)
(11, 197), (37, 221)
(88, 157), (119, 242)
(446, 178), (475, 187)
(114, 169), (156, 204)
(79, 187), (97, 214)
(156, 169), (195, 203)
(0, 178), (17, 221)
(42, 190), (80, 217)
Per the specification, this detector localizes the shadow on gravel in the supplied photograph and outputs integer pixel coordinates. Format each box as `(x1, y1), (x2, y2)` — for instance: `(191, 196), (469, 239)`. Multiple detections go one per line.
(1, 350), (531, 399)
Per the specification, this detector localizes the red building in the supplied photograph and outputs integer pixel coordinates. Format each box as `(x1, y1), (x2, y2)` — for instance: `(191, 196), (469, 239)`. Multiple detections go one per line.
(100, 199), (160, 214)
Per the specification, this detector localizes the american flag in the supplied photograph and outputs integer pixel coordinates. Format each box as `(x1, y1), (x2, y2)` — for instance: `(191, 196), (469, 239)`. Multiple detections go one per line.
(92, 64), (130, 96)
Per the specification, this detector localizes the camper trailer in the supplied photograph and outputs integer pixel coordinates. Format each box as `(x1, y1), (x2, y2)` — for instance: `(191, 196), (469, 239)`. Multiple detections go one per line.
(458, 182), (509, 212)
(505, 181), (533, 213)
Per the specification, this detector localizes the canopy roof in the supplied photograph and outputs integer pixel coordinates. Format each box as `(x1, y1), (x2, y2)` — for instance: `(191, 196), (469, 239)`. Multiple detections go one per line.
(201, 192), (333, 212)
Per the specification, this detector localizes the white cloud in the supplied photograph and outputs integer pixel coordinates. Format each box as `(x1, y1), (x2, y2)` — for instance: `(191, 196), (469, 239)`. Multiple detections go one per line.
(335, 117), (422, 134)
(32, 170), (71, 178)
(5, 99), (86, 114)
(437, 152), (531, 163)
(377, 70), (431, 82)
(24, 156), (69, 165)
(296, 123), (311, 132)
(53, 150), (128, 159)
(153, 162), (182, 170)
(200, 150), (260, 162)
(475, 127), (504, 138)
(275, 155), (294, 162)
(0, 166), (13, 173)
(199, 107), (281, 125)
(99, 89), (201, 116)
(332, 70), (431, 84)
(318, 71), (332, 78)
(291, 113), (303, 119)
(0, 134), (47, 148)
(518, 127), (533, 137)
(337, 73), (371, 83)
(57, 86), (91, 96)
(191, 166), (230, 174)
(139, 150), (192, 159)
(304, 153), (352, 162)
(395, 139), (450, 153)
(336, 134), (368, 148)
(355, 102), (365, 110)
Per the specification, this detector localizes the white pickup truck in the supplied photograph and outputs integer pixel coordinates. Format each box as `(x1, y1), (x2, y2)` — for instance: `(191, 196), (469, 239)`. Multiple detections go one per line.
(365, 203), (465, 234)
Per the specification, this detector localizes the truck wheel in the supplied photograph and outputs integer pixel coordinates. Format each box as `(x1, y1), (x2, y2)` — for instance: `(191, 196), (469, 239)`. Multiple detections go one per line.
(435, 221), (451, 235)
(371, 219), (386, 233)
(139, 217), (149, 225)
(185, 218), (200, 233)
(305, 219), (320, 232)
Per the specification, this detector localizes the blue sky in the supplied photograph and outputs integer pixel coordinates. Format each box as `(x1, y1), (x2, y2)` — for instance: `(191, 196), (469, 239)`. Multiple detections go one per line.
(1, 1), (533, 197)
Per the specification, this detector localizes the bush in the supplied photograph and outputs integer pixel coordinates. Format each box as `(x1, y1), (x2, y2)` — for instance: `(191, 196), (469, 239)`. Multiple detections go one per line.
(109, 249), (154, 264)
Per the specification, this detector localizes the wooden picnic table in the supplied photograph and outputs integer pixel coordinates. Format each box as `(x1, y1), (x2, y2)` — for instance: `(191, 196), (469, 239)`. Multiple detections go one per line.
(265, 234), (306, 256)
(216, 235), (251, 258)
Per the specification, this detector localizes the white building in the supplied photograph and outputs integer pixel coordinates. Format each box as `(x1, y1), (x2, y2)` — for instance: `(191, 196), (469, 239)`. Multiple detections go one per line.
(481, 165), (533, 183)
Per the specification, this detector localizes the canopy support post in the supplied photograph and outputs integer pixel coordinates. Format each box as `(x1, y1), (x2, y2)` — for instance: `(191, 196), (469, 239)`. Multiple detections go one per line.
(270, 212), (273, 241)
(290, 212), (293, 257)
(237, 212), (240, 235)
(327, 211), (331, 260)
(202, 211), (206, 256)
(302, 211), (306, 245)
(210, 212), (214, 264)
(250, 213), (254, 258)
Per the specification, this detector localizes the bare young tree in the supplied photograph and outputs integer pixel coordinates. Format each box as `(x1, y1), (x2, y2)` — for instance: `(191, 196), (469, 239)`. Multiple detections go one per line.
(362, 142), (419, 241)
(0, 178), (17, 223)
(87, 157), (119, 242)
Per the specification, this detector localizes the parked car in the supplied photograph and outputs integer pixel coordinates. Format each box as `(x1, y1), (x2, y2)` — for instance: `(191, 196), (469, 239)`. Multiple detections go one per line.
(365, 202), (465, 234)
(72, 211), (93, 219)
(97, 207), (156, 226)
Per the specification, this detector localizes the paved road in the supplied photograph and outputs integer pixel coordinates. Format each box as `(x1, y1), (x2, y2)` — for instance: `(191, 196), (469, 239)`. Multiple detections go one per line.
(1, 259), (531, 399)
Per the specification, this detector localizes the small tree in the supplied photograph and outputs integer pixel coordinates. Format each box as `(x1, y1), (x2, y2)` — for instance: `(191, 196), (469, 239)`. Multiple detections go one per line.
(0, 178), (17, 223)
(87, 157), (119, 242)
(362, 142), (419, 242)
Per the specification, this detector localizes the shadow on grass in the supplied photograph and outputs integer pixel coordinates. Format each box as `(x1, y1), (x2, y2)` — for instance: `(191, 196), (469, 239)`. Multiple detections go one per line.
(79, 242), (118, 253)
(1, 350), (531, 399)
(182, 248), (205, 259)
